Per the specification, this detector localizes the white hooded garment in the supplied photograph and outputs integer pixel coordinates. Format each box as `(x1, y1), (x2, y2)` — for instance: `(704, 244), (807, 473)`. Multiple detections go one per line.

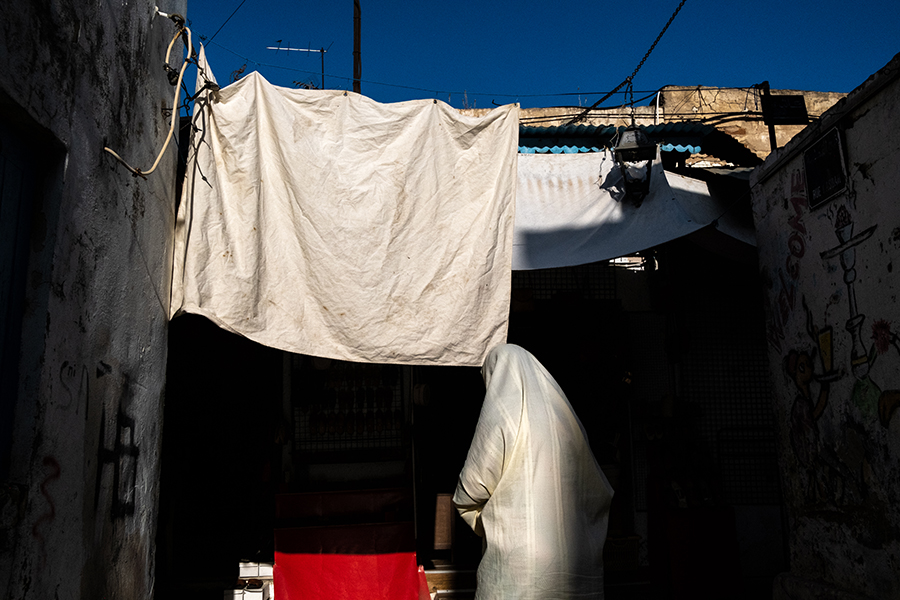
(453, 344), (614, 600)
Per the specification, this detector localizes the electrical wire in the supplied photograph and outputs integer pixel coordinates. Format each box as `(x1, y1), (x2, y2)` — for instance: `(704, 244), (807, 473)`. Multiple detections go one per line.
(199, 37), (773, 109)
(565, 0), (688, 124)
(103, 14), (192, 178)
(207, 0), (248, 43)
(207, 38), (605, 99)
(202, 38), (738, 103)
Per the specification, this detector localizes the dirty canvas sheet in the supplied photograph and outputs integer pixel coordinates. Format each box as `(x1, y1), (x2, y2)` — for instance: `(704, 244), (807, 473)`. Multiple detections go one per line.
(171, 55), (519, 366)
(513, 151), (755, 270)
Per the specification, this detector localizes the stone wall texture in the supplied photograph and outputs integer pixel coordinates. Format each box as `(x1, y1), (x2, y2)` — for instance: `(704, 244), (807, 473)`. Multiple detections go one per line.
(659, 85), (845, 159)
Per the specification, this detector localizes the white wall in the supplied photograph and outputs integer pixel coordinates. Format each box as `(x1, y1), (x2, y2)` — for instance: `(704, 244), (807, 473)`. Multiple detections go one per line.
(750, 53), (900, 600)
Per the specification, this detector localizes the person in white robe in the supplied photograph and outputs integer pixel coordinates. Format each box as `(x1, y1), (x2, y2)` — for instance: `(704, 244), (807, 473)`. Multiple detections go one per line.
(453, 343), (614, 599)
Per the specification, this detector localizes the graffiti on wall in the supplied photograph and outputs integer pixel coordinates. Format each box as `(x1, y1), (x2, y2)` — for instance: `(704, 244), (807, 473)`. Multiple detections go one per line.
(93, 364), (140, 520)
(54, 358), (141, 521)
(768, 161), (900, 513)
(95, 380), (140, 519)
(777, 192), (900, 513)
(29, 456), (60, 568)
(59, 361), (89, 415)
(819, 204), (900, 428)
(783, 297), (863, 506)
(765, 170), (810, 353)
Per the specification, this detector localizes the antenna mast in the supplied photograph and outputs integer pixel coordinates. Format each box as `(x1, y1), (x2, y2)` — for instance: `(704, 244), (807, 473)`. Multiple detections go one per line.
(266, 45), (327, 89)
(353, 0), (361, 93)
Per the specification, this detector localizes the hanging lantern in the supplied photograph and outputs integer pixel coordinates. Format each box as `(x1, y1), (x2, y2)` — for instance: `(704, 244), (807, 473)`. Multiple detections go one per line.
(613, 126), (657, 205)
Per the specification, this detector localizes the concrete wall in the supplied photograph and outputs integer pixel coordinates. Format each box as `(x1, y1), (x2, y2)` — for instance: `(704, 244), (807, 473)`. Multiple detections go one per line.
(0, 1), (184, 598)
(750, 53), (900, 600)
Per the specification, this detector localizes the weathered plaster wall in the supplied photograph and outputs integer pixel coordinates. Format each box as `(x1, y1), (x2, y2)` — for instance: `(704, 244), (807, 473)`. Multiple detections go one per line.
(464, 86), (844, 163)
(750, 53), (900, 600)
(659, 86), (845, 159)
(460, 104), (659, 128)
(0, 1), (184, 598)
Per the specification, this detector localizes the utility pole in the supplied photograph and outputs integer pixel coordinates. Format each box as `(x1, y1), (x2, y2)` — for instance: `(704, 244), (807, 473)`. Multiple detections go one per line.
(353, 0), (361, 94)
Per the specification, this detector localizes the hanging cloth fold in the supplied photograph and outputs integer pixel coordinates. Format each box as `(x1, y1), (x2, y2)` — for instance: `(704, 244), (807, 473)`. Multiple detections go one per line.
(171, 51), (519, 366)
(513, 151), (755, 270)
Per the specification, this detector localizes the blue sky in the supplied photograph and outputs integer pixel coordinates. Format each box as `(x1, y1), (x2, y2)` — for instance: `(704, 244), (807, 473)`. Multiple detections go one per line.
(181, 0), (899, 110)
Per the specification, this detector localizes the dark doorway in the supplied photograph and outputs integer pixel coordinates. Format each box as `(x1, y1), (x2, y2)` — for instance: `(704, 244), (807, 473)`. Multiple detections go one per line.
(155, 315), (282, 599)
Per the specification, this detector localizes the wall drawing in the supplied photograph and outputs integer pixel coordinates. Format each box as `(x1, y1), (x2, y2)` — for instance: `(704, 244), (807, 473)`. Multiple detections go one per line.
(872, 320), (900, 426)
(751, 63), (900, 599)
(820, 205), (900, 428)
(56, 358), (141, 521)
(764, 171), (809, 353)
(93, 366), (140, 520)
(96, 403), (140, 519)
(783, 298), (860, 505)
(58, 361), (88, 414)
(30, 456), (60, 568)
(779, 194), (900, 509)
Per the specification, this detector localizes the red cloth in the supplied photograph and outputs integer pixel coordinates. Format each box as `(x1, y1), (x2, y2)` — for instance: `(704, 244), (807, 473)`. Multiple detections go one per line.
(417, 565), (431, 600)
(274, 551), (419, 600)
(274, 521), (420, 600)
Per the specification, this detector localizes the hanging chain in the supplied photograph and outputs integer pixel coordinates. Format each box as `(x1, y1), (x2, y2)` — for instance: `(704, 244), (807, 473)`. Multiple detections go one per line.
(567, 0), (689, 124)
(629, 0), (688, 83)
(628, 79), (636, 126)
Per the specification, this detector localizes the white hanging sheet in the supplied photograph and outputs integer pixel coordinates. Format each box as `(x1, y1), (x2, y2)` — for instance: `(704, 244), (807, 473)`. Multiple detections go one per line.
(171, 51), (519, 366)
(513, 151), (755, 270)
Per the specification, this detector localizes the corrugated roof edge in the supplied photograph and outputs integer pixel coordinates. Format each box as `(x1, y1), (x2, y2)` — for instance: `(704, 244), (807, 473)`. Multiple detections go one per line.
(519, 121), (760, 167)
(517, 144), (701, 155)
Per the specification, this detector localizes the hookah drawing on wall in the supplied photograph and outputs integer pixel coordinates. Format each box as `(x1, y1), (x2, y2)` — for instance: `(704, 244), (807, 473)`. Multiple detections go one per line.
(820, 205), (900, 427)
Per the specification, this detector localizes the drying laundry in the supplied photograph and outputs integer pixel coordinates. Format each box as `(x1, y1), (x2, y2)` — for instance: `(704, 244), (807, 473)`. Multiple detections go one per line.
(171, 49), (519, 366)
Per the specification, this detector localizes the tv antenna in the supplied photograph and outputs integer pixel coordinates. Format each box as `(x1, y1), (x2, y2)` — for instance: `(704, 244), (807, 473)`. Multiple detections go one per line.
(267, 42), (327, 89)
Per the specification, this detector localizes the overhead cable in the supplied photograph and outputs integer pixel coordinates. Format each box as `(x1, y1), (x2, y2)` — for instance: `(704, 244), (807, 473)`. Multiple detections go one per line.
(207, 0), (248, 43)
(565, 0), (688, 124)
(205, 39), (701, 103)
(200, 36), (773, 107)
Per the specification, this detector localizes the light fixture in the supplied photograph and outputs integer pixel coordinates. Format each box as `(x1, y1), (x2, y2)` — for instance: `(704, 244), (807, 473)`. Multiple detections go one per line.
(613, 125), (657, 206)
(612, 78), (658, 206)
